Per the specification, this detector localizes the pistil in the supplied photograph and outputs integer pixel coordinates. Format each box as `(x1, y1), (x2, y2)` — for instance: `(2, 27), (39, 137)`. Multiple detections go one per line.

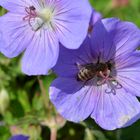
(38, 8), (54, 22)
(23, 6), (37, 27)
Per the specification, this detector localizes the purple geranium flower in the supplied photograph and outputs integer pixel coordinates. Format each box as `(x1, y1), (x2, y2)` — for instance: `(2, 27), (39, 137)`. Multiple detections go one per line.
(9, 135), (29, 140)
(50, 18), (140, 130)
(0, 0), (92, 75)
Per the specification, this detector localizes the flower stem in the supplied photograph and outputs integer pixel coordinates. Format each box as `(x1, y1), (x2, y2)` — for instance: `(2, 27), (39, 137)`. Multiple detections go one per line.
(37, 76), (49, 110)
(50, 128), (57, 140)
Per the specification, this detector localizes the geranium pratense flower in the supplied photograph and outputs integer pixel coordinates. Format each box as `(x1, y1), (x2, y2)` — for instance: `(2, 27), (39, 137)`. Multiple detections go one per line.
(50, 18), (140, 130)
(9, 135), (29, 140)
(0, 0), (92, 75)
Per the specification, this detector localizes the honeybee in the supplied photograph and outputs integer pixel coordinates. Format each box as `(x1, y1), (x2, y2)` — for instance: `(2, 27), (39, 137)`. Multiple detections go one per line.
(77, 61), (112, 82)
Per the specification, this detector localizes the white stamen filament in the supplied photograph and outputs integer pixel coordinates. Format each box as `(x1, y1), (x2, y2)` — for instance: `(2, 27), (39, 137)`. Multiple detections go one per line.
(97, 70), (122, 94)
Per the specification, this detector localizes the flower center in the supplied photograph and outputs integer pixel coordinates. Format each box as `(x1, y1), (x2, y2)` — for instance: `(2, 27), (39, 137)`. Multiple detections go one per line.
(23, 6), (54, 31)
(38, 8), (54, 22)
(76, 58), (122, 94)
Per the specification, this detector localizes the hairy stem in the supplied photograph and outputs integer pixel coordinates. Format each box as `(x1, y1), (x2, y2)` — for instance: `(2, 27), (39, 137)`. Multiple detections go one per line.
(50, 128), (57, 140)
(37, 76), (49, 110)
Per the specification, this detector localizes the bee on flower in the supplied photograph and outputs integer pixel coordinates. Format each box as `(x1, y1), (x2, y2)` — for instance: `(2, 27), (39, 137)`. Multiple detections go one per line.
(50, 18), (140, 130)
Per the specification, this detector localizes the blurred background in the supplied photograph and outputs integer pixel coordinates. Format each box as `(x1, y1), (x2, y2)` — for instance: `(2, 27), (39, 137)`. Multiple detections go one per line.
(0, 0), (140, 140)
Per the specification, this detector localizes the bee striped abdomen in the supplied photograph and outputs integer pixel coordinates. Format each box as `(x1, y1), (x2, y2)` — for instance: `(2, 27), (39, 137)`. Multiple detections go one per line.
(77, 68), (95, 82)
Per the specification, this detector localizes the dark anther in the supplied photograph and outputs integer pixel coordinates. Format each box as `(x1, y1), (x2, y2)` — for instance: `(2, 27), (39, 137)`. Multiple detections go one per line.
(88, 25), (93, 33)
(29, 6), (36, 10)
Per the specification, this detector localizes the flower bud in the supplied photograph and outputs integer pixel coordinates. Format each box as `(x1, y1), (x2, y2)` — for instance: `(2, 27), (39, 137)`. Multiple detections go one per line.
(0, 89), (10, 115)
(27, 125), (41, 140)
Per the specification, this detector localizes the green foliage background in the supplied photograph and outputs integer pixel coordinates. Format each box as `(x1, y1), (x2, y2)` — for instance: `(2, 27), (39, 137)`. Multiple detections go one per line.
(0, 0), (140, 140)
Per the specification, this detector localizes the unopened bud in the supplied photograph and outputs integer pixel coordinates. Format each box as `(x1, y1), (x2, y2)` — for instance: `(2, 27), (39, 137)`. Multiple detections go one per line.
(27, 125), (41, 140)
(0, 89), (10, 115)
